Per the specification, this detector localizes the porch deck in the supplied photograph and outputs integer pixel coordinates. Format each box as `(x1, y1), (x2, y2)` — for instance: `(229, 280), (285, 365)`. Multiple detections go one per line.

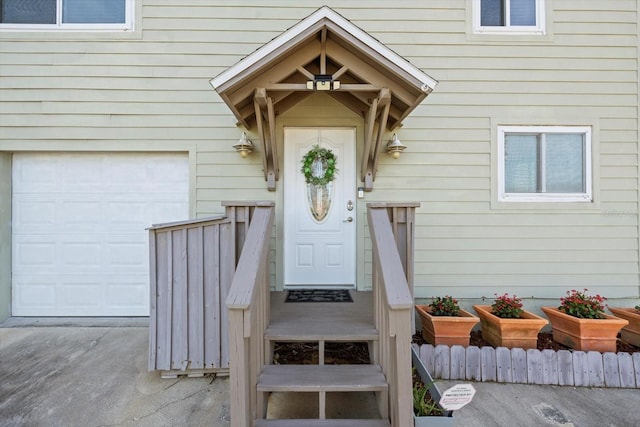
(268, 291), (377, 342)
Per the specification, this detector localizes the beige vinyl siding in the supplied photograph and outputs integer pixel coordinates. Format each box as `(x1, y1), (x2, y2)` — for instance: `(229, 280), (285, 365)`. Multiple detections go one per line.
(0, 1), (638, 302)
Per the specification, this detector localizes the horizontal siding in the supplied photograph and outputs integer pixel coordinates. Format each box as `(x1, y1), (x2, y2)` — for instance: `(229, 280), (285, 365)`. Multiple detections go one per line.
(0, 0), (638, 300)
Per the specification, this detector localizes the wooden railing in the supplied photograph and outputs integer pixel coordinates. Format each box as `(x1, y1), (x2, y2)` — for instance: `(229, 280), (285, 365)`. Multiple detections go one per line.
(226, 202), (275, 427)
(367, 204), (417, 427)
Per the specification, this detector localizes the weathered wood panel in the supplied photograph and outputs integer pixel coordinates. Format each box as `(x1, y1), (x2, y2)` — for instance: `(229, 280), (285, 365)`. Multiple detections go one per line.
(618, 352), (636, 388)
(417, 344), (640, 389)
(587, 351), (605, 387)
(481, 347), (496, 382)
(148, 215), (233, 375)
(542, 349), (559, 385)
(450, 345), (466, 380)
(496, 347), (512, 383)
(526, 349), (543, 385)
(465, 346), (481, 381)
(557, 350), (574, 387)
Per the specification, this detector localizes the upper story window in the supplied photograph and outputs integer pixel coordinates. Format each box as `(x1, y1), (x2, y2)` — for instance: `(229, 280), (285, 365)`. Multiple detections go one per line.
(498, 126), (592, 202)
(474, 0), (545, 34)
(0, 0), (133, 30)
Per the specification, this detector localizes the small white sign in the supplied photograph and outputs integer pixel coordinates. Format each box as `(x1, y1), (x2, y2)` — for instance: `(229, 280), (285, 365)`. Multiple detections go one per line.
(439, 383), (476, 411)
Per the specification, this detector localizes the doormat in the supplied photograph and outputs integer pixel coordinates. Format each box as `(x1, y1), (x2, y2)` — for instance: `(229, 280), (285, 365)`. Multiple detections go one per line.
(285, 289), (353, 303)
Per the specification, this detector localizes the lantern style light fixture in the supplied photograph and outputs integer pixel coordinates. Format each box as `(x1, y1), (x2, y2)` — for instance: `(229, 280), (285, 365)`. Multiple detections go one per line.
(386, 134), (406, 159)
(233, 132), (254, 157)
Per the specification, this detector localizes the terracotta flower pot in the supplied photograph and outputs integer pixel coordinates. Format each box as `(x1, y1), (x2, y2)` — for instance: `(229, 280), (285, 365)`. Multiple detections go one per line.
(541, 306), (628, 352)
(607, 307), (640, 347)
(472, 305), (548, 350)
(416, 305), (479, 346)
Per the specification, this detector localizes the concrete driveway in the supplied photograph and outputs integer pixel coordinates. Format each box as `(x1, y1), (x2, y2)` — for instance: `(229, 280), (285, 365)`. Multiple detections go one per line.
(0, 322), (230, 427)
(1, 320), (639, 426)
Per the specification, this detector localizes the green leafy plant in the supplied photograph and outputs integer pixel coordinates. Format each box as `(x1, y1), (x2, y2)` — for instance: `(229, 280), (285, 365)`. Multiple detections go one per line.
(428, 295), (461, 317)
(300, 145), (338, 186)
(635, 304), (640, 313)
(491, 293), (524, 319)
(412, 368), (443, 417)
(558, 289), (606, 319)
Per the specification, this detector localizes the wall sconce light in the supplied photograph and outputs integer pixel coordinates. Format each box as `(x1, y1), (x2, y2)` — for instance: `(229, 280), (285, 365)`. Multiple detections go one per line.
(306, 74), (341, 91)
(386, 134), (406, 159)
(233, 132), (254, 158)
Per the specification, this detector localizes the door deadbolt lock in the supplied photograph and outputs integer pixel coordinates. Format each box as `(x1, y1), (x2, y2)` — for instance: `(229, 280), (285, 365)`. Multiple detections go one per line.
(347, 200), (353, 211)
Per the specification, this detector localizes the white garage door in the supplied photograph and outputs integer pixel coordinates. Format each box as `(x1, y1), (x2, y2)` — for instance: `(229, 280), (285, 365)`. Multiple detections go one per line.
(12, 152), (189, 316)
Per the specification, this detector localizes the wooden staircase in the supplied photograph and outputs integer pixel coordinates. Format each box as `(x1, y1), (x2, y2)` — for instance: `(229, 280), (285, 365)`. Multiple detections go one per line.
(253, 292), (390, 426)
(226, 203), (418, 427)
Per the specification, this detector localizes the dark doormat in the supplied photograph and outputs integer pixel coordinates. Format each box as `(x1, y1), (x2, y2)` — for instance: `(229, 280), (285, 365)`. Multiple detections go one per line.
(285, 289), (353, 303)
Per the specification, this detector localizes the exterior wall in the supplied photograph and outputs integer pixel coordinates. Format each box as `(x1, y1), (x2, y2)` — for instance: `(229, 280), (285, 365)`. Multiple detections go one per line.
(0, 1), (638, 310)
(0, 153), (11, 321)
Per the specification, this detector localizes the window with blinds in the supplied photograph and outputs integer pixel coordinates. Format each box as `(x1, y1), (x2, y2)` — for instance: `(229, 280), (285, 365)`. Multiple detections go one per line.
(473, 0), (545, 34)
(1, 0), (131, 29)
(498, 126), (592, 202)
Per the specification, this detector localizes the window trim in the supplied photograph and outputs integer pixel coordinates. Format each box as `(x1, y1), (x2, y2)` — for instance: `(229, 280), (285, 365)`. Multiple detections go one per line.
(497, 126), (592, 203)
(0, 0), (134, 31)
(473, 0), (546, 35)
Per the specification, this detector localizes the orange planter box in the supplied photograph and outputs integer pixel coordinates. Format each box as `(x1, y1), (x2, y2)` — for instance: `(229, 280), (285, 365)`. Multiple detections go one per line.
(603, 307), (640, 348)
(416, 305), (479, 347)
(473, 305), (548, 350)
(541, 306), (628, 352)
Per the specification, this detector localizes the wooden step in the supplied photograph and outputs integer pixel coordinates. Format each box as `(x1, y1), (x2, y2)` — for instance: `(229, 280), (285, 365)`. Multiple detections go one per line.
(255, 419), (390, 427)
(265, 323), (378, 342)
(267, 291), (378, 342)
(257, 364), (388, 393)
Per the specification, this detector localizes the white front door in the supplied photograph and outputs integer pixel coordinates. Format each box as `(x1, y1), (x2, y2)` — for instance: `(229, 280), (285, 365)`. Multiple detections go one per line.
(284, 128), (356, 288)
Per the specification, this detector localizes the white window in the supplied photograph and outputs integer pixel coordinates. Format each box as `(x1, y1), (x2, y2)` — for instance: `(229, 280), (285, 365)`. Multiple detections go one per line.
(498, 126), (592, 202)
(0, 0), (133, 30)
(473, 0), (545, 34)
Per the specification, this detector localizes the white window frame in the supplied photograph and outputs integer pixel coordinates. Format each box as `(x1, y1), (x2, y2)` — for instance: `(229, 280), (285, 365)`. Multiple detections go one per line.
(0, 0), (134, 31)
(498, 126), (592, 202)
(473, 0), (546, 35)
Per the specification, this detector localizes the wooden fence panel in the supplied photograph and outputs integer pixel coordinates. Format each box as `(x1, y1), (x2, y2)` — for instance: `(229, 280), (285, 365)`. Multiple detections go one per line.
(573, 352), (589, 387)
(420, 343), (435, 374)
(542, 349), (558, 385)
(496, 347), (512, 383)
(466, 346), (481, 381)
(435, 345), (450, 379)
(618, 353), (636, 388)
(633, 353), (640, 386)
(557, 350), (574, 386)
(512, 348), (527, 384)
(148, 215), (234, 377)
(450, 345), (466, 380)
(416, 344), (638, 389)
(526, 349), (543, 385)
(481, 347), (496, 382)
(603, 352), (621, 388)
(588, 351), (605, 387)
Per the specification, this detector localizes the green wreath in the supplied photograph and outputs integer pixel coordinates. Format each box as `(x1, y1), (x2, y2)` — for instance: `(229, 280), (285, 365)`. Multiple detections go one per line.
(301, 145), (338, 186)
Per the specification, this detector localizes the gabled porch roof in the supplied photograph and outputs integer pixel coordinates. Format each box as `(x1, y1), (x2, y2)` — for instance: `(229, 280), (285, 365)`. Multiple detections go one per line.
(209, 6), (437, 191)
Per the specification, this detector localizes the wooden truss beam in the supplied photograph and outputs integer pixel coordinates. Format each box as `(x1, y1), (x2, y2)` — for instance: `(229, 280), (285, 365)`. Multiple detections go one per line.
(361, 88), (391, 191)
(254, 88), (279, 191)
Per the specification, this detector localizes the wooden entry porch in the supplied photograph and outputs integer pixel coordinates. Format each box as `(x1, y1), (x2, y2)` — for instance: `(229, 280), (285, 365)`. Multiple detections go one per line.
(148, 202), (419, 427)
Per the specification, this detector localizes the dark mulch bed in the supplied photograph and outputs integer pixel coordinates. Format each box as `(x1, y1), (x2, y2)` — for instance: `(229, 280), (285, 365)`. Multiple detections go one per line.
(273, 341), (370, 365)
(273, 332), (639, 366)
(413, 331), (640, 354)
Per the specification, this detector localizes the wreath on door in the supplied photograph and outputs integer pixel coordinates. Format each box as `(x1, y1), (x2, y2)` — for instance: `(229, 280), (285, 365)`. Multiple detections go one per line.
(300, 145), (338, 186)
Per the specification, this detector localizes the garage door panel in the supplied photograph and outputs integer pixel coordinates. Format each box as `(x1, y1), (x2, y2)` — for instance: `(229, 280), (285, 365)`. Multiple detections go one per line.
(12, 152), (189, 316)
